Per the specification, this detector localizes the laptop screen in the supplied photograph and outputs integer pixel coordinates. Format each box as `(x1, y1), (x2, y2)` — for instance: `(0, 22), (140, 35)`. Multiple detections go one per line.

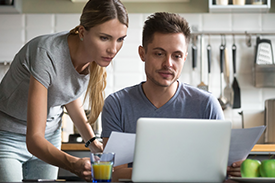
(131, 118), (231, 183)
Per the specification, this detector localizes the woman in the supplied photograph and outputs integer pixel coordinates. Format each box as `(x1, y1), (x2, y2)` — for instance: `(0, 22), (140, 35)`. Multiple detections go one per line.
(0, 0), (128, 182)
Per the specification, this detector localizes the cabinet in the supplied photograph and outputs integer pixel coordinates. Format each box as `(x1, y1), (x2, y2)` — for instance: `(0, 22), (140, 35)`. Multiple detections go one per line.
(209, 0), (271, 13)
(0, 0), (22, 14)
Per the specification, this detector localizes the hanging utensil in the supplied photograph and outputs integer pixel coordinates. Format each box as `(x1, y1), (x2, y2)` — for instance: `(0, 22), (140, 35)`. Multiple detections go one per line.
(207, 35), (211, 92)
(192, 36), (197, 70)
(218, 35), (228, 110)
(197, 35), (208, 91)
(223, 36), (232, 107)
(232, 35), (241, 109)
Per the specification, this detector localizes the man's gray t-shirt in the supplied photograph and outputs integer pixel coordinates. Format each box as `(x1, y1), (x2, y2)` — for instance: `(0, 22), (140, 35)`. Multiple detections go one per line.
(0, 32), (89, 134)
(101, 81), (224, 138)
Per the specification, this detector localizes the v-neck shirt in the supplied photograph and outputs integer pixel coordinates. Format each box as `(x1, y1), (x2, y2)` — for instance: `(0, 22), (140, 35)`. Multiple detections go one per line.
(101, 81), (224, 138)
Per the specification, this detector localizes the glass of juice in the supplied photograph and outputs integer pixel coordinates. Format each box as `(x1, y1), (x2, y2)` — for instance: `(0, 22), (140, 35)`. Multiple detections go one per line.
(90, 152), (115, 182)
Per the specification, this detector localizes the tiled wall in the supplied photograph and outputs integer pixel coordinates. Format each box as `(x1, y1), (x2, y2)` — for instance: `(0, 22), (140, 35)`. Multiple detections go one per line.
(1, 13), (275, 141)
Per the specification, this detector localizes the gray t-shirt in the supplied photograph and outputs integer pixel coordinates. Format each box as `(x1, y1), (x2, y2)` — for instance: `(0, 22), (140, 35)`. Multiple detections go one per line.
(101, 81), (225, 138)
(0, 32), (89, 134)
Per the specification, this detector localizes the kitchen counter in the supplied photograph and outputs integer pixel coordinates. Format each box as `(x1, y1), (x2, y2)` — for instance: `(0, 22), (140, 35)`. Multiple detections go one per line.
(61, 143), (275, 152)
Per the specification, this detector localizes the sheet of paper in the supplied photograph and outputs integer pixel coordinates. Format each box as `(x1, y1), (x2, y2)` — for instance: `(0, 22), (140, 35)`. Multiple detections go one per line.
(104, 126), (266, 167)
(227, 125), (266, 166)
(103, 132), (136, 167)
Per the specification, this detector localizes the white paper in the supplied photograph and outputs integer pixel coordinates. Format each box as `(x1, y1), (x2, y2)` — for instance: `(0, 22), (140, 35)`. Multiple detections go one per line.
(104, 126), (266, 167)
(227, 125), (266, 166)
(103, 132), (136, 167)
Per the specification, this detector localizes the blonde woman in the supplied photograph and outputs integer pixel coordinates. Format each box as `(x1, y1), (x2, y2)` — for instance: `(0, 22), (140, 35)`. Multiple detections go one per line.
(0, 0), (128, 182)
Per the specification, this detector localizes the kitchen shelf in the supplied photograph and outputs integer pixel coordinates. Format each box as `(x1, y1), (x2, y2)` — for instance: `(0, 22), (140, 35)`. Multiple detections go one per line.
(209, 0), (271, 13)
(61, 143), (275, 152)
(251, 144), (275, 152)
(62, 143), (89, 151)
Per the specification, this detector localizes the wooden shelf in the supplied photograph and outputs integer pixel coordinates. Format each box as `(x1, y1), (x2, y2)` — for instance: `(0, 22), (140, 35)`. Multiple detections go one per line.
(61, 143), (275, 152)
(251, 144), (275, 152)
(209, 0), (271, 13)
(61, 143), (89, 151)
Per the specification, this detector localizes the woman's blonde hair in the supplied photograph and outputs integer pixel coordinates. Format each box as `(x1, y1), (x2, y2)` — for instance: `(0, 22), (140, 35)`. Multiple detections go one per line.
(70, 0), (128, 124)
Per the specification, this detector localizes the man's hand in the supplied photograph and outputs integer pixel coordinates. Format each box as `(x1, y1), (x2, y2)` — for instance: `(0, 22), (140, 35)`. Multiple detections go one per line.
(227, 160), (244, 177)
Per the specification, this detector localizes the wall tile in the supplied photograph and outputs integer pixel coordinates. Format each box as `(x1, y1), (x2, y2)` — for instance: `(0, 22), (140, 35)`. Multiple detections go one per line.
(25, 29), (55, 43)
(241, 87), (262, 103)
(202, 14), (232, 31)
(25, 14), (54, 28)
(237, 73), (254, 88)
(0, 29), (24, 43)
(115, 43), (140, 59)
(0, 43), (23, 61)
(55, 14), (80, 32)
(232, 13), (261, 31)
(125, 28), (142, 45)
(262, 14), (275, 31)
(128, 14), (143, 29)
(241, 102), (264, 110)
(180, 14), (202, 31)
(114, 73), (143, 90)
(0, 14), (24, 29)
(114, 58), (143, 73)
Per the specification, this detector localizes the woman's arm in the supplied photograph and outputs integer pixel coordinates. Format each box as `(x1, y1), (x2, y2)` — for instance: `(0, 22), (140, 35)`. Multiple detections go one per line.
(26, 75), (92, 181)
(65, 98), (103, 153)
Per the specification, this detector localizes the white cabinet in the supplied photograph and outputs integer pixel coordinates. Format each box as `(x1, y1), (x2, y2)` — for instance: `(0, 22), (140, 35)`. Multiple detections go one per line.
(0, 0), (22, 14)
(209, 0), (271, 13)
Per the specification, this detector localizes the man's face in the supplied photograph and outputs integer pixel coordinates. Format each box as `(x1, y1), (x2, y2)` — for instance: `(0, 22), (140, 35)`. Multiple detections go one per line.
(139, 32), (188, 88)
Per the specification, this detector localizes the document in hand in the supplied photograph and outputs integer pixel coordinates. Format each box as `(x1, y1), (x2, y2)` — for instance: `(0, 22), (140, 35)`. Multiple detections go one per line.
(103, 132), (136, 167)
(228, 125), (266, 166)
(104, 126), (266, 167)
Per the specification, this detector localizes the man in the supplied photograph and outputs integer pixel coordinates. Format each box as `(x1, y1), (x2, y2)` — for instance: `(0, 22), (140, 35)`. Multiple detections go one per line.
(101, 12), (242, 181)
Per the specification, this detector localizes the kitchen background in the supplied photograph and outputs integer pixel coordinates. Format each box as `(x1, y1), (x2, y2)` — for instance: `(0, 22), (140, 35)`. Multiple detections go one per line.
(1, 0), (275, 143)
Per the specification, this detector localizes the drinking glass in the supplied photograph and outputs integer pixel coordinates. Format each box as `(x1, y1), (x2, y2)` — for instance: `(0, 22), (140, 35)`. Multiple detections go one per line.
(90, 152), (115, 182)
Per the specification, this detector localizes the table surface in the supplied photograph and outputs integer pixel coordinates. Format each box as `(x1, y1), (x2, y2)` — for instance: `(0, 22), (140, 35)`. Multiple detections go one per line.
(19, 179), (238, 183)
(20, 180), (237, 183)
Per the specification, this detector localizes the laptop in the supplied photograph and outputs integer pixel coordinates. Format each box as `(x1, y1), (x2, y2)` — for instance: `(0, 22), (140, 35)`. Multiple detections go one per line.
(131, 117), (232, 183)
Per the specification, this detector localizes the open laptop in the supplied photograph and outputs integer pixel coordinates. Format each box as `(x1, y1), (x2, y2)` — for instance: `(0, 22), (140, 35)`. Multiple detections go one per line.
(131, 117), (232, 183)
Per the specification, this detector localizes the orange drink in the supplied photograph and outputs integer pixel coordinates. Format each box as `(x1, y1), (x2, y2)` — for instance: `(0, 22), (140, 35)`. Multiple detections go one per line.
(90, 152), (115, 183)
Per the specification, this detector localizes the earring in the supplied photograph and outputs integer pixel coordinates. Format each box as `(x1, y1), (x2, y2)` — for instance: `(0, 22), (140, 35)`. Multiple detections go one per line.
(80, 37), (83, 41)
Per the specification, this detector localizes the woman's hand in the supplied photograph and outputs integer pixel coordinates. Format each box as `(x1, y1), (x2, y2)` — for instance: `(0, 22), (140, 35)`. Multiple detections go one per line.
(72, 157), (92, 182)
(89, 139), (103, 153)
(227, 160), (244, 177)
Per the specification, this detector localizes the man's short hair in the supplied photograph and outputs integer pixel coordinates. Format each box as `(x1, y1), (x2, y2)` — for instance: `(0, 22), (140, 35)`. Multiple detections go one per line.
(142, 12), (191, 50)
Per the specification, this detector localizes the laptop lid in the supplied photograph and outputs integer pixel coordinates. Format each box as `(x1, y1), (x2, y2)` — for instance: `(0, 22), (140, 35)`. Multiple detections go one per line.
(131, 118), (232, 183)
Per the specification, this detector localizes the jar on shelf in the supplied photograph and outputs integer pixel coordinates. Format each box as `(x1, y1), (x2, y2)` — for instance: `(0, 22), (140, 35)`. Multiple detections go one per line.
(216, 0), (229, 5)
(233, 0), (246, 5)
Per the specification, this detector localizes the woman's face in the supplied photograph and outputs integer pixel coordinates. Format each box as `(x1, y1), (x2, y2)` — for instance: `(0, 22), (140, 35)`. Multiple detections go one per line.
(81, 18), (128, 67)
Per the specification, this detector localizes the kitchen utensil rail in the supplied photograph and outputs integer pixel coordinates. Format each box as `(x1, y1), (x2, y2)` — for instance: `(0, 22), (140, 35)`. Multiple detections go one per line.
(191, 31), (275, 47)
(0, 61), (11, 65)
(191, 31), (275, 36)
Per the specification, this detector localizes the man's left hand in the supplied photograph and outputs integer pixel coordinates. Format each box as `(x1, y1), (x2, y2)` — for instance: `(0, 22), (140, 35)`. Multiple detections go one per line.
(227, 160), (244, 177)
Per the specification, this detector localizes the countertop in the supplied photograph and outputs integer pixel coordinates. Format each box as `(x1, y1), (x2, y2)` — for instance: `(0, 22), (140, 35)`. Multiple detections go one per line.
(61, 143), (275, 152)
